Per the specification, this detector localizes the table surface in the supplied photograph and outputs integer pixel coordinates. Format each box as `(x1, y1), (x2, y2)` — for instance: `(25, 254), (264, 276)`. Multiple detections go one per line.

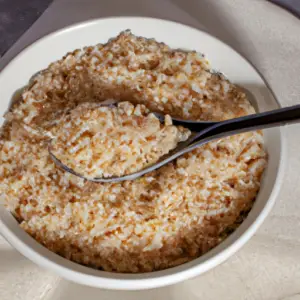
(0, 1), (300, 299)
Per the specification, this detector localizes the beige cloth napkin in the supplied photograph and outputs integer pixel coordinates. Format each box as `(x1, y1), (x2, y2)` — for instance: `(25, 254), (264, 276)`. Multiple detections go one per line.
(1, 1), (300, 299)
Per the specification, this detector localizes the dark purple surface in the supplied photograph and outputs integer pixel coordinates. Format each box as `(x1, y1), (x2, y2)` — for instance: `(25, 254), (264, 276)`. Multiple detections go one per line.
(0, 0), (298, 58)
(0, 0), (52, 56)
(270, 0), (300, 17)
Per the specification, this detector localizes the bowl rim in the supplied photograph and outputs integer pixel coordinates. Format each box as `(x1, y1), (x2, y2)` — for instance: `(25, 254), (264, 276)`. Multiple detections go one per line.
(0, 16), (286, 290)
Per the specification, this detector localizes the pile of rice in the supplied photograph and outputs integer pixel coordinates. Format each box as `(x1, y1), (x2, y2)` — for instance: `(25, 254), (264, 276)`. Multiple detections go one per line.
(0, 31), (267, 273)
(50, 101), (190, 178)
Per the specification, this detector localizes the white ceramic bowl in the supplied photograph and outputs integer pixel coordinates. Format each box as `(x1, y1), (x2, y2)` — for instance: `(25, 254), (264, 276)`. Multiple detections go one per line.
(0, 17), (284, 290)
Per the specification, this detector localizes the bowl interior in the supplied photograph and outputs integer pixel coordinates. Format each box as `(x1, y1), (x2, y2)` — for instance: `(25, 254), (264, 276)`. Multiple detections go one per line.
(0, 17), (283, 290)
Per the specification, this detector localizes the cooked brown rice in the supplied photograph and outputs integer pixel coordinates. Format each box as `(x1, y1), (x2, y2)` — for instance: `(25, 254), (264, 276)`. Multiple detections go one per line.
(0, 30), (267, 273)
(50, 101), (190, 178)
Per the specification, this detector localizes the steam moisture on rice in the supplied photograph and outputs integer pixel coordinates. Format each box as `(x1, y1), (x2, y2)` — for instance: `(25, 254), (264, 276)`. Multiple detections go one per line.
(0, 30), (267, 273)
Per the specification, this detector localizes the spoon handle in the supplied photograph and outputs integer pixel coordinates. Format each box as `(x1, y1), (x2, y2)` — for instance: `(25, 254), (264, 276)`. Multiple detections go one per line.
(191, 104), (300, 145)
